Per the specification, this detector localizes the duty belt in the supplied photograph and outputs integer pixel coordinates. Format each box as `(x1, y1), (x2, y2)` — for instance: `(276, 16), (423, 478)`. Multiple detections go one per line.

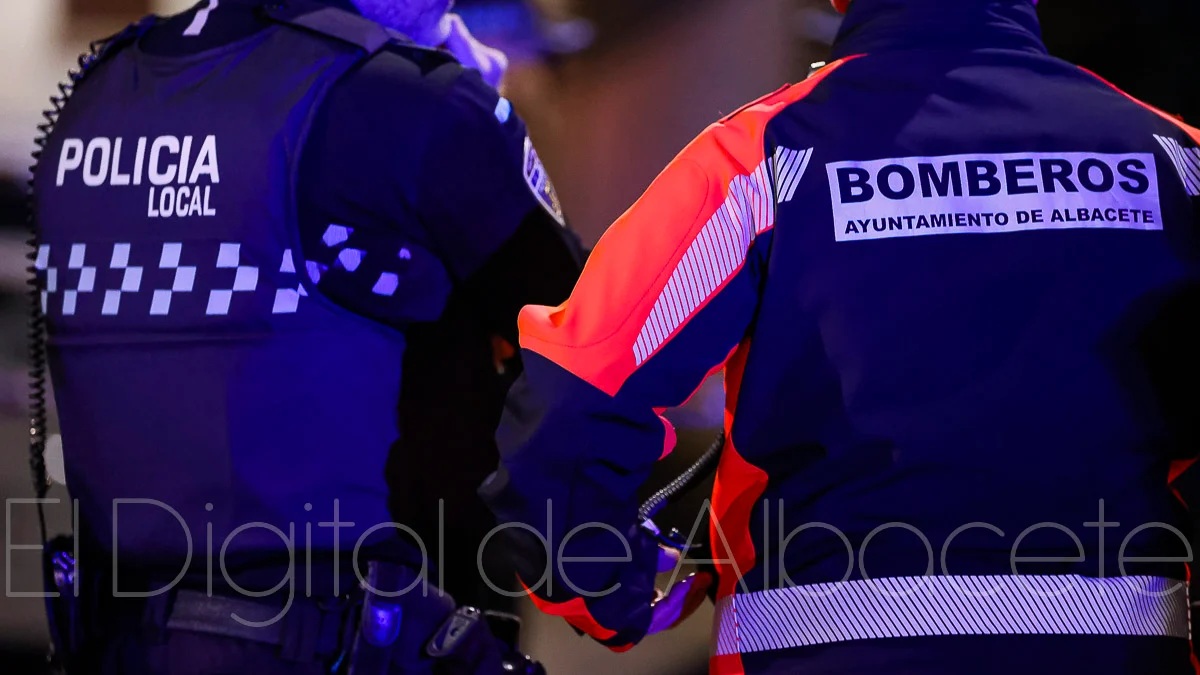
(714, 574), (1190, 656)
(162, 589), (352, 662)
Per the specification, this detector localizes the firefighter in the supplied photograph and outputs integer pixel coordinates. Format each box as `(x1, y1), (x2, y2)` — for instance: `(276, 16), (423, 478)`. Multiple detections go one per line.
(482, 0), (1200, 672)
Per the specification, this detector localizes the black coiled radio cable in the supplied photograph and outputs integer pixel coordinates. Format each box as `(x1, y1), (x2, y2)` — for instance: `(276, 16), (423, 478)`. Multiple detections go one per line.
(27, 37), (112, 544)
(638, 429), (725, 523)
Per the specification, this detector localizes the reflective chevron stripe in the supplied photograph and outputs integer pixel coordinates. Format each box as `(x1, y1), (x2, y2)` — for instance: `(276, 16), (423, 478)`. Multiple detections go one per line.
(631, 147), (813, 366)
(1155, 134), (1200, 196)
(714, 575), (1189, 656)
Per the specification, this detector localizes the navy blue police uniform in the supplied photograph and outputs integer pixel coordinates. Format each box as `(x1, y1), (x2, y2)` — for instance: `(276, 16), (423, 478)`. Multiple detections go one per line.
(32, 0), (579, 672)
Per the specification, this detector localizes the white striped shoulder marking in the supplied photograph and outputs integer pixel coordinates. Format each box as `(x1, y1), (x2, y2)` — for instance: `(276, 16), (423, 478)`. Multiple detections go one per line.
(632, 147), (814, 365)
(1154, 134), (1200, 196)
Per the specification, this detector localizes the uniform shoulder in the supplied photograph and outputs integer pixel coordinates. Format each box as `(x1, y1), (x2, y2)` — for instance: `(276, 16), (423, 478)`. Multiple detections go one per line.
(1076, 66), (1200, 145)
(330, 47), (506, 134)
(631, 68), (850, 207)
(683, 57), (860, 173)
(297, 50), (478, 224)
(335, 46), (469, 104)
(716, 56), (862, 128)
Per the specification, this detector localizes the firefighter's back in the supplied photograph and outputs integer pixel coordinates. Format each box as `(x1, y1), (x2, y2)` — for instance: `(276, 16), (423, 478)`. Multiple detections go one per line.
(721, 1), (1200, 672)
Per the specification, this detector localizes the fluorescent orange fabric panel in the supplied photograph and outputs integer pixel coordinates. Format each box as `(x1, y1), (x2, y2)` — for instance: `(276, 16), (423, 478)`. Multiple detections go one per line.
(517, 60), (857, 396)
(521, 580), (622, 643)
(710, 343), (770, 602)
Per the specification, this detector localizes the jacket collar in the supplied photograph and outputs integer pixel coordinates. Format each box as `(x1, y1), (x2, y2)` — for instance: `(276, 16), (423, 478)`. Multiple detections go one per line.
(308, 0), (360, 13)
(831, 0), (1047, 59)
(217, 0), (360, 14)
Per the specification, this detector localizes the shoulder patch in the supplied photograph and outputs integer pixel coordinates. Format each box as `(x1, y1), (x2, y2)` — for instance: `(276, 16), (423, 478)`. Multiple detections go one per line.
(524, 137), (565, 226)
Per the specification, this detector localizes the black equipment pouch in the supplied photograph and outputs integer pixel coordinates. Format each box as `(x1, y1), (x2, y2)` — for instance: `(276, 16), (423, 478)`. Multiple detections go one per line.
(348, 560), (462, 674)
(425, 606), (489, 660)
(43, 536), (81, 669)
(348, 560), (411, 673)
(435, 610), (546, 675)
(345, 561), (545, 674)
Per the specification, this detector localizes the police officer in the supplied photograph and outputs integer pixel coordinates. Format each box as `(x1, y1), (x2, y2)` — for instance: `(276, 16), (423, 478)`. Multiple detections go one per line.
(481, 0), (1200, 672)
(32, 0), (579, 672)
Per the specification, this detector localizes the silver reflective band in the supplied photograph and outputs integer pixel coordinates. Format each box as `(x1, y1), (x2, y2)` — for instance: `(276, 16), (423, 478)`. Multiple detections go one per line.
(714, 575), (1189, 656)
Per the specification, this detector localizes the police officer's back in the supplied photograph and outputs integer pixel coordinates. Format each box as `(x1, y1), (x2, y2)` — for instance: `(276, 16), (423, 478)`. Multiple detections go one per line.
(32, 0), (579, 672)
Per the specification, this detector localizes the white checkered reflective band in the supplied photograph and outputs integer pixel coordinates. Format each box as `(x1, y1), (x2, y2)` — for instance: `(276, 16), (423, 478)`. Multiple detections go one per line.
(714, 575), (1189, 657)
(38, 242), (301, 316)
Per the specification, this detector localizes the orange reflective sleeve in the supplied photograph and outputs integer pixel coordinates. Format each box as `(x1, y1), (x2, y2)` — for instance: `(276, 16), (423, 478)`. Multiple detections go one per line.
(517, 60), (855, 399)
(486, 61), (856, 649)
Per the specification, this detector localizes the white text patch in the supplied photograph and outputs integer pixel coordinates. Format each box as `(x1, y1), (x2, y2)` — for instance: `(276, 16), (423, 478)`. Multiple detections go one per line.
(826, 152), (1162, 242)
